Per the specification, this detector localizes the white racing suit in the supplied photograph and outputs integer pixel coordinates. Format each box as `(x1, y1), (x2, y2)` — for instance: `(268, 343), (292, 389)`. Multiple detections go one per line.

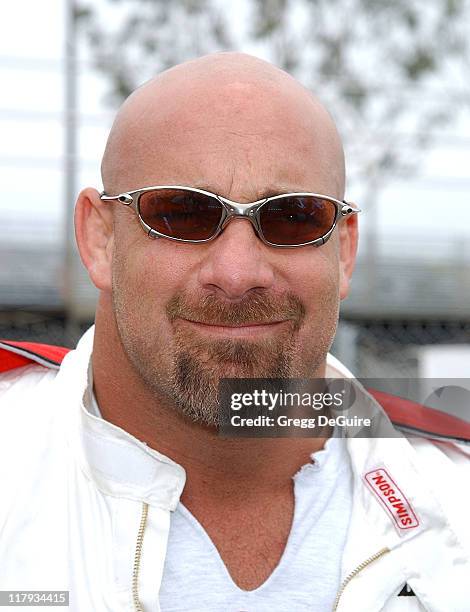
(0, 326), (469, 611)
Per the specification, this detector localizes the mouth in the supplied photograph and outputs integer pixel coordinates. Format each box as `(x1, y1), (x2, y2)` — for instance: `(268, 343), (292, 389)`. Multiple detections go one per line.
(176, 318), (291, 338)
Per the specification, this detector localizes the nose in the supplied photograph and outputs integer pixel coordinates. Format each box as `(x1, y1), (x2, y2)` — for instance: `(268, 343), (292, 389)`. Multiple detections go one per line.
(197, 218), (276, 300)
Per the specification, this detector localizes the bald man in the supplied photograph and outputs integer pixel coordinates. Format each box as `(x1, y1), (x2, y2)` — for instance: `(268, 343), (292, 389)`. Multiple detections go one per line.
(0, 53), (469, 612)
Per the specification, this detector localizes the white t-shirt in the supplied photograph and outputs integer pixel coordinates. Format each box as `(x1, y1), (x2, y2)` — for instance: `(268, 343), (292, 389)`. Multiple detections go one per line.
(88, 390), (353, 611)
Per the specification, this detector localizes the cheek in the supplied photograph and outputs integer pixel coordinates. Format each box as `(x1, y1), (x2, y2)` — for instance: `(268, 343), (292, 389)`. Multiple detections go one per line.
(111, 238), (196, 323)
(111, 254), (138, 347)
(111, 233), (161, 332)
(302, 268), (339, 320)
(285, 245), (340, 310)
(111, 243), (177, 361)
(292, 247), (340, 348)
(295, 249), (341, 364)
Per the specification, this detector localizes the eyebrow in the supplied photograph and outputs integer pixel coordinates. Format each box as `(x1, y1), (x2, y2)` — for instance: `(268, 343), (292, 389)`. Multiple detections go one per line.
(190, 183), (309, 200)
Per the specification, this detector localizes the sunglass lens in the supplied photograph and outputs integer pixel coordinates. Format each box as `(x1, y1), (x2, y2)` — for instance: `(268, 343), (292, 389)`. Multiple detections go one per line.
(259, 196), (337, 245)
(138, 189), (223, 240)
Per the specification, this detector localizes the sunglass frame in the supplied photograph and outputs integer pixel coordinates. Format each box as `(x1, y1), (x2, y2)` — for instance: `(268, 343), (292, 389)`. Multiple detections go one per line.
(100, 185), (360, 248)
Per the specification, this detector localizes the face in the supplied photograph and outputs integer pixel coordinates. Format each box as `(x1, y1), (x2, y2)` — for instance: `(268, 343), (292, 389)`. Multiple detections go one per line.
(92, 68), (357, 427)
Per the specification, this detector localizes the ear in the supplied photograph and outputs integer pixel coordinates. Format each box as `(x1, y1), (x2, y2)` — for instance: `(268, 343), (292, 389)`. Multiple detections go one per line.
(75, 187), (114, 292)
(338, 211), (359, 300)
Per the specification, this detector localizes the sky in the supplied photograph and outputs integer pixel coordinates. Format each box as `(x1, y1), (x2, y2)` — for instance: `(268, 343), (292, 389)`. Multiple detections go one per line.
(0, 0), (112, 244)
(1, 0), (469, 258)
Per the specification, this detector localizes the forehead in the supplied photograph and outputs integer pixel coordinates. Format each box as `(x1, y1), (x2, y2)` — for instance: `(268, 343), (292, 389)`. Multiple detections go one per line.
(103, 65), (344, 199)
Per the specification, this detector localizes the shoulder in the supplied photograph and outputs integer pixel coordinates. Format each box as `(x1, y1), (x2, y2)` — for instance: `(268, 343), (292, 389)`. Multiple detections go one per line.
(372, 391), (470, 529)
(0, 341), (76, 509)
(0, 339), (70, 428)
(367, 387), (470, 448)
(0, 339), (69, 372)
(0, 344), (73, 528)
(405, 435), (470, 548)
(0, 363), (59, 407)
(407, 434), (470, 473)
(0, 366), (60, 453)
(327, 353), (470, 448)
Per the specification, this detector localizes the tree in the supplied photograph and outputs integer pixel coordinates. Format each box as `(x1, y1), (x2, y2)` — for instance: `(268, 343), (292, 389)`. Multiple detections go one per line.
(77, 0), (469, 193)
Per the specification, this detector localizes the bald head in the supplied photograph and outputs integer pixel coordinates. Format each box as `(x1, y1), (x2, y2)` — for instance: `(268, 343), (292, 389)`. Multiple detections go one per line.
(101, 52), (345, 200)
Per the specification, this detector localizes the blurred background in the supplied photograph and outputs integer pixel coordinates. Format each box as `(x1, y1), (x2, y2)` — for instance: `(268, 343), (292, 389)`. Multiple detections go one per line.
(1, 0), (469, 377)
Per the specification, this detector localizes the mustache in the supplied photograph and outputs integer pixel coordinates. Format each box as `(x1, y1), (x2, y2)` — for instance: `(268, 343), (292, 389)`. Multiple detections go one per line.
(166, 290), (306, 329)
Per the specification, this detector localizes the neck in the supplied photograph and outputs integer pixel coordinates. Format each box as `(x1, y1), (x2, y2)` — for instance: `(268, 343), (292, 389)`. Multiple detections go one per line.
(92, 303), (329, 507)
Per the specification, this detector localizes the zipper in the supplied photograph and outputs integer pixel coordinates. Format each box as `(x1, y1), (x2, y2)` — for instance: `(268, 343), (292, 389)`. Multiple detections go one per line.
(333, 547), (390, 611)
(131, 505), (389, 612)
(132, 501), (149, 612)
